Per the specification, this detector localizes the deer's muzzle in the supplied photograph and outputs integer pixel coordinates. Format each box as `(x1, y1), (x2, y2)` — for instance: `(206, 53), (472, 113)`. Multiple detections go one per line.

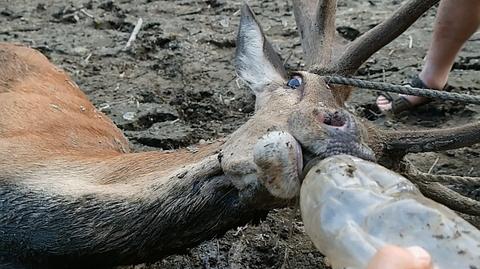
(288, 108), (376, 165)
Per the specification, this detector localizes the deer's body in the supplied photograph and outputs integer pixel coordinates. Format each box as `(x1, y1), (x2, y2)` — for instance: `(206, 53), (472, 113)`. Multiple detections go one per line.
(0, 42), (223, 187)
(0, 43), (244, 268)
(0, 43), (129, 156)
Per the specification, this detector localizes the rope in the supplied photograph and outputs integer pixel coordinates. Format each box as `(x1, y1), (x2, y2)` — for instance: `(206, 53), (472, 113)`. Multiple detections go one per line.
(323, 75), (480, 104)
(407, 173), (480, 186)
(400, 162), (480, 216)
(412, 178), (480, 216)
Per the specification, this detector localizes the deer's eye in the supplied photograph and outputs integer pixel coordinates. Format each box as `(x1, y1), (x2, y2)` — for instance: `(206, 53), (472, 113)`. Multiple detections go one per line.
(287, 76), (303, 89)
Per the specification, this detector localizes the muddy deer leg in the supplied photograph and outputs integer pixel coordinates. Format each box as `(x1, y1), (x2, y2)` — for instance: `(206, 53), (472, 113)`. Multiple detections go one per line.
(253, 131), (303, 199)
(1, 156), (270, 268)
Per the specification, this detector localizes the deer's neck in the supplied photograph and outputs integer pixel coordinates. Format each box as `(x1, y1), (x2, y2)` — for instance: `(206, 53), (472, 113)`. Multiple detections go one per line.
(0, 147), (267, 268)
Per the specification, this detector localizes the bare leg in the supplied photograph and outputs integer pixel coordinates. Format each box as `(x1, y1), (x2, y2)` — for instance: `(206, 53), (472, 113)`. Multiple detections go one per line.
(377, 0), (480, 112)
(367, 245), (433, 269)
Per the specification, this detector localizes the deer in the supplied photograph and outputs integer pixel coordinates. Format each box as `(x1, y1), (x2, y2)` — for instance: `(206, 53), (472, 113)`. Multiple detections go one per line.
(1, 0), (479, 268)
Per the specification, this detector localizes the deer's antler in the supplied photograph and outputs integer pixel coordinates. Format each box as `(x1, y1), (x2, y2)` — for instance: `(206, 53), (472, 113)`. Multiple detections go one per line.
(292, 0), (337, 68)
(334, 0), (439, 74)
(382, 123), (480, 156)
(293, 0), (442, 73)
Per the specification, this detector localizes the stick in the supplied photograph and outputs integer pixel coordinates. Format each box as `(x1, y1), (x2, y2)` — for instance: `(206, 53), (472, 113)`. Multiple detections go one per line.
(125, 18), (143, 50)
(80, 8), (95, 19)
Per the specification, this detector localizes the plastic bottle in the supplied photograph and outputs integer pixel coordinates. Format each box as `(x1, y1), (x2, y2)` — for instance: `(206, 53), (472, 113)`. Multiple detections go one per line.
(300, 154), (480, 269)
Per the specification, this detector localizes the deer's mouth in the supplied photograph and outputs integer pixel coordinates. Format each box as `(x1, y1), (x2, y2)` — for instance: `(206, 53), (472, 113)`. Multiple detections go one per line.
(303, 110), (376, 173)
(322, 111), (374, 160)
(301, 136), (376, 179)
(288, 108), (376, 170)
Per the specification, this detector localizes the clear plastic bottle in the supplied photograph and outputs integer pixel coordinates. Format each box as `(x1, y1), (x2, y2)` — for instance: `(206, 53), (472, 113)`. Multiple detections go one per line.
(300, 154), (480, 269)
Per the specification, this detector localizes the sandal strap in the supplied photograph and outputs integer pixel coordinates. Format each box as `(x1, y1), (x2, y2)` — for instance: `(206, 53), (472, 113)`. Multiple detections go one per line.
(391, 96), (415, 114)
(376, 91), (394, 102)
(409, 75), (429, 89)
(376, 74), (451, 115)
(406, 75), (450, 91)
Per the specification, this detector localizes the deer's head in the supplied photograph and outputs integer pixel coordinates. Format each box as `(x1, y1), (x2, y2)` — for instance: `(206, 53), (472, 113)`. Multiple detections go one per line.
(220, 5), (375, 199)
(221, 1), (478, 203)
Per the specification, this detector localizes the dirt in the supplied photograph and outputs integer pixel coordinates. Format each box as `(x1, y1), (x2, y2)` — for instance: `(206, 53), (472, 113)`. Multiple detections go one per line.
(1, 0), (479, 268)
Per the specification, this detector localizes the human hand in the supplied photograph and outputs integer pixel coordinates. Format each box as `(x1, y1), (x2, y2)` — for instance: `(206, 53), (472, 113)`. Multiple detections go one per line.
(367, 245), (433, 269)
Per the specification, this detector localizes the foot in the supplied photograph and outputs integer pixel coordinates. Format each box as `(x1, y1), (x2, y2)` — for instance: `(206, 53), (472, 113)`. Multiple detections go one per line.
(376, 95), (429, 112)
(375, 75), (446, 114)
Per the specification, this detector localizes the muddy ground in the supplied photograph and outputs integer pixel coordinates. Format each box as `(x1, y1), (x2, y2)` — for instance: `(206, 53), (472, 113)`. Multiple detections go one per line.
(1, 0), (479, 268)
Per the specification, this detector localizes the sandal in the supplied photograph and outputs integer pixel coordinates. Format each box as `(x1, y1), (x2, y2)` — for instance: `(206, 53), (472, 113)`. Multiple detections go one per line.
(376, 75), (447, 115)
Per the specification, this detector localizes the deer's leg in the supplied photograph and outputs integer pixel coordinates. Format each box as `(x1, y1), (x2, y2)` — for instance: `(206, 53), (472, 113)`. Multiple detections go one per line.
(253, 131), (303, 199)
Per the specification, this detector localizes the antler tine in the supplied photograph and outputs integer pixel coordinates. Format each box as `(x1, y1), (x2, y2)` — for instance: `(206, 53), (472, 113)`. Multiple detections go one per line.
(381, 123), (480, 156)
(292, 0), (337, 68)
(330, 0), (439, 75)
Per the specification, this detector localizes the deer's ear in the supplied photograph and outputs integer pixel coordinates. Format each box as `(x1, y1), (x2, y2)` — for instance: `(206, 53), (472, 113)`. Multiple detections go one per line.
(235, 4), (287, 94)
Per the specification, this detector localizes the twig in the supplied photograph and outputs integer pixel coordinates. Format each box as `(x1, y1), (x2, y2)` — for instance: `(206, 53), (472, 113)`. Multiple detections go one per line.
(468, 167), (474, 175)
(287, 202), (298, 239)
(280, 248), (290, 269)
(80, 8), (94, 19)
(283, 50), (294, 65)
(84, 53), (92, 64)
(0, 27), (41, 35)
(178, 7), (203, 16)
(125, 18), (143, 50)
(427, 156), (439, 174)
(216, 239), (220, 266)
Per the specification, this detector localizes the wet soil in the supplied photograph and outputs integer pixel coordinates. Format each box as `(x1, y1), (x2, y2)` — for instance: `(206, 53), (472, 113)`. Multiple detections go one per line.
(1, 0), (479, 268)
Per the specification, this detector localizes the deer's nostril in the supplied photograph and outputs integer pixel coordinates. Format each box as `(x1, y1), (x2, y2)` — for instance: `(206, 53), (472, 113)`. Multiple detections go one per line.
(323, 111), (347, 127)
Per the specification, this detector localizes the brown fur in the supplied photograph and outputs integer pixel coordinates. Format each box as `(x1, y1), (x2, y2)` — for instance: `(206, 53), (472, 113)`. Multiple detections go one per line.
(0, 43), (222, 186)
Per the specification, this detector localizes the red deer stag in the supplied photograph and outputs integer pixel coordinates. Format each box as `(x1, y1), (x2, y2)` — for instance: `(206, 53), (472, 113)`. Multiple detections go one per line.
(1, 0), (479, 268)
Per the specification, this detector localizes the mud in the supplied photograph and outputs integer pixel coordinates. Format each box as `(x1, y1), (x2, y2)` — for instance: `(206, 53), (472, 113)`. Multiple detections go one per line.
(1, 0), (479, 268)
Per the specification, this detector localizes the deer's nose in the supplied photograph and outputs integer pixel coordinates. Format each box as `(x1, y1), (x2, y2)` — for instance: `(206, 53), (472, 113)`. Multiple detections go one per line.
(314, 109), (350, 131)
